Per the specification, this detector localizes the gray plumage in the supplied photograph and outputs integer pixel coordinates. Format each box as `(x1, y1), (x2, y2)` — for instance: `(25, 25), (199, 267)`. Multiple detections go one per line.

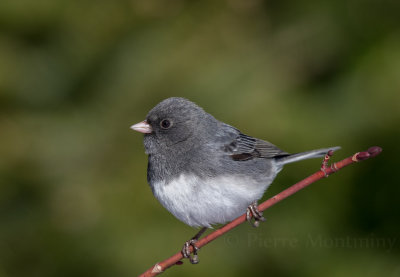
(134, 97), (340, 227)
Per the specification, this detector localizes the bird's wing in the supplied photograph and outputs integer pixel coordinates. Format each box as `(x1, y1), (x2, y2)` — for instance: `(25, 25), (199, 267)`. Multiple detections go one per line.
(218, 124), (289, 161)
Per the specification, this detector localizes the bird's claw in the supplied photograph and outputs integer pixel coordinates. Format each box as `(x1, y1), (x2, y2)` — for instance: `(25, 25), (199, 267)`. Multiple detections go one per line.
(182, 239), (200, 264)
(246, 201), (266, 227)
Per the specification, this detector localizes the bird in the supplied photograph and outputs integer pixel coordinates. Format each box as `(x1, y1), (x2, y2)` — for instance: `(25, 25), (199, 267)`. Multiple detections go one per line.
(131, 97), (339, 264)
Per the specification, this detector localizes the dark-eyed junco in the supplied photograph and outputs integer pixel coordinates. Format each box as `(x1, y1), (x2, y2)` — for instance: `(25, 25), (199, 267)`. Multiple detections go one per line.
(131, 97), (339, 263)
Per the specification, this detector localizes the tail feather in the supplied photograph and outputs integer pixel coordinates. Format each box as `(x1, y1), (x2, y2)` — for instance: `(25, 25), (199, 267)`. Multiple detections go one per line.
(275, 146), (341, 166)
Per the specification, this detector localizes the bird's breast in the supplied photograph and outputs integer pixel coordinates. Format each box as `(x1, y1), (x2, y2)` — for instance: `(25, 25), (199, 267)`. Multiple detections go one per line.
(150, 173), (274, 227)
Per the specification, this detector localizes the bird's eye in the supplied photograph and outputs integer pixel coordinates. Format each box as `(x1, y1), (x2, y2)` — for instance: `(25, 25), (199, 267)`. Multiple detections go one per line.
(160, 119), (172, 129)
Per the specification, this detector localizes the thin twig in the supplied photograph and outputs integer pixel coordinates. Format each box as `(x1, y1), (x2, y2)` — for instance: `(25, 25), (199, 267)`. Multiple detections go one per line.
(139, 146), (382, 277)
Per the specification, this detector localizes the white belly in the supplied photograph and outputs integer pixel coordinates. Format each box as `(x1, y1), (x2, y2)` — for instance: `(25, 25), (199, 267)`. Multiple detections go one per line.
(151, 174), (273, 227)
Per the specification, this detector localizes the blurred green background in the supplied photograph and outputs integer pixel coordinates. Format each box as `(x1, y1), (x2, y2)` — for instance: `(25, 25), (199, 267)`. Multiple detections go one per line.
(1, 0), (399, 276)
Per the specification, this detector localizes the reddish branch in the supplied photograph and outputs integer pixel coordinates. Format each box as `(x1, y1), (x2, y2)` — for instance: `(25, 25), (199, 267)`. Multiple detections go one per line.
(139, 146), (382, 277)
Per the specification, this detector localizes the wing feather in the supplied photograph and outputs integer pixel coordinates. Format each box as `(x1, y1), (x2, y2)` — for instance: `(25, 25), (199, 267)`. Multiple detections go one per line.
(219, 124), (288, 161)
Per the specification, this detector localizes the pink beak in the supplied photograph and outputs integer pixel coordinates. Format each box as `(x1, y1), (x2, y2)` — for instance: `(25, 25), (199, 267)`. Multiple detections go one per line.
(130, 120), (153, 134)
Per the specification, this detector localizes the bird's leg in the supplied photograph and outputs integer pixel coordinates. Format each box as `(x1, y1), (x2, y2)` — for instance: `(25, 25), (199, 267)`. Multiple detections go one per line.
(181, 227), (207, 264)
(246, 201), (266, 227)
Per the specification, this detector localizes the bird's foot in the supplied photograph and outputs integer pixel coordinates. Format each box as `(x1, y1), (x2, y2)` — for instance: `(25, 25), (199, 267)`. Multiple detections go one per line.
(246, 201), (266, 227)
(182, 239), (200, 264)
(181, 227), (207, 264)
